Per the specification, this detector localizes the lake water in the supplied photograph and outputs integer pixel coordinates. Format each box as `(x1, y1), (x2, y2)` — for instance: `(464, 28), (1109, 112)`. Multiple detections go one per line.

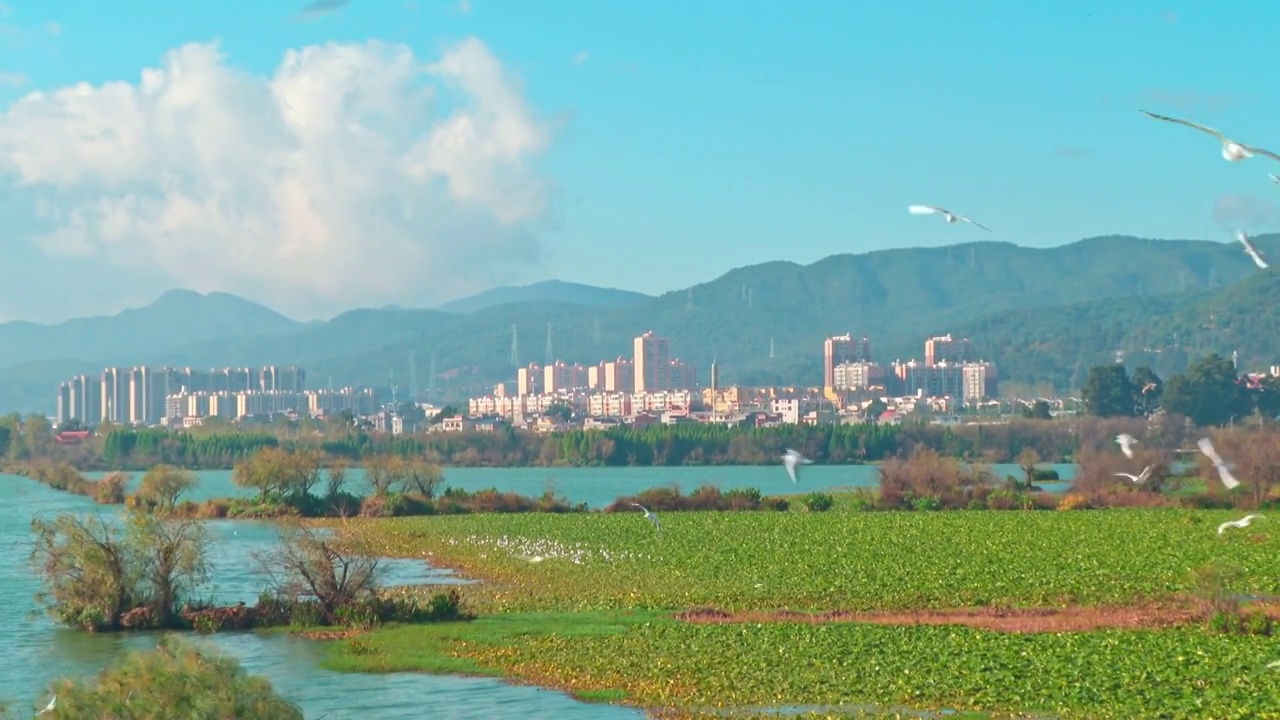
(1, 463), (1074, 718)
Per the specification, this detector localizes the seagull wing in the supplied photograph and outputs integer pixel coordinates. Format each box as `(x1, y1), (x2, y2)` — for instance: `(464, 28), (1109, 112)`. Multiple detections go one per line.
(1217, 464), (1241, 490)
(1244, 145), (1280, 162)
(1271, 173), (1280, 184)
(1114, 472), (1137, 481)
(1197, 437), (1222, 465)
(1217, 520), (1233, 534)
(630, 503), (647, 513)
(1140, 110), (1225, 139)
(1237, 231), (1269, 267)
(958, 215), (992, 232)
(908, 204), (946, 216)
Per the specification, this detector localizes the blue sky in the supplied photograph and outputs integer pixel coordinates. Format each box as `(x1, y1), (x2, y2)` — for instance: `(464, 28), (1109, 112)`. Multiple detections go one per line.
(0, 0), (1278, 322)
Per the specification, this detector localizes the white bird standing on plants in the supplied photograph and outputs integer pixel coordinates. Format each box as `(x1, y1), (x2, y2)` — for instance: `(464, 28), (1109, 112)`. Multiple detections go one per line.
(1217, 514), (1264, 535)
(1197, 437), (1241, 490)
(630, 503), (661, 532)
(908, 204), (991, 231)
(1115, 433), (1138, 459)
(1140, 110), (1280, 163)
(782, 448), (813, 483)
(1114, 465), (1153, 484)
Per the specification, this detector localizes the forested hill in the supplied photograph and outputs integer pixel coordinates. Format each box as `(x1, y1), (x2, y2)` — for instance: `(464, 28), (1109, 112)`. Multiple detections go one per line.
(3, 234), (1279, 413)
(275, 234), (1280, 395)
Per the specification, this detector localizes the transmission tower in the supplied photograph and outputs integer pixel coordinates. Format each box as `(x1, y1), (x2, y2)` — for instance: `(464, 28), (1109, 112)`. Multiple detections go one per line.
(969, 244), (976, 268)
(747, 286), (753, 307)
(592, 314), (601, 346)
(686, 287), (694, 311)
(427, 352), (437, 401)
(769, 337), (775, 359)
(544, 323), (554, 365)
(509, 324), (520, 366)
(408, 351), (419, 401)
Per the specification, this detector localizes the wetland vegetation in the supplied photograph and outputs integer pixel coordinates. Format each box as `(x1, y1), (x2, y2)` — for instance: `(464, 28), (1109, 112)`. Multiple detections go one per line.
(310, 424), (1280, 719)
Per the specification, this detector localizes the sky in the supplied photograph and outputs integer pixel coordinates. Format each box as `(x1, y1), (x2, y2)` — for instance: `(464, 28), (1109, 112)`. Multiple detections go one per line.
(0, 0), (1278, 324)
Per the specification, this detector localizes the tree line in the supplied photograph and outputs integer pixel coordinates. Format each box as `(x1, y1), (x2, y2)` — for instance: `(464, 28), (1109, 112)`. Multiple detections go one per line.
(1081, 353), (1279, 427)
(7, 419), (1099, 472)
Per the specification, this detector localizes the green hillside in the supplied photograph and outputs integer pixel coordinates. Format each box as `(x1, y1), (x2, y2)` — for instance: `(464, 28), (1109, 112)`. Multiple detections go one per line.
(7, 234), (1279, 414)
(168, 234), (1274, 400)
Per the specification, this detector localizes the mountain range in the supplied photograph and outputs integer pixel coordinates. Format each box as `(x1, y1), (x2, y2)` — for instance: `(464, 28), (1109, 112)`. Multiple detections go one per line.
(2, 234), (1278, 415)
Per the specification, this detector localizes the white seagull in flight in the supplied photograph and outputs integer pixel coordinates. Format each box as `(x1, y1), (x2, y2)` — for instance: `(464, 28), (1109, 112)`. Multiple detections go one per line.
(1217, 514), (1263, 535)
(37, 696), (55, 715)
(908, 204), (992, 232)
(1115, 433), (1137, 459)
(1237, 230), (1269, 269)
(629, 503), (661, 532)
(1140, 110), (1280, 163)
(1197, 437), (1240, 490)
(1114, 465), (1153, 484)
(1270, 173), (1279, 184)
(782, 448), (812, 483)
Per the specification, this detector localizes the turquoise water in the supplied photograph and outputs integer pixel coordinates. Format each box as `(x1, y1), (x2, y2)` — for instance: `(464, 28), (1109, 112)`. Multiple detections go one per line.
(2, 463), (1075, 717)
(84, 462), (1077, 507)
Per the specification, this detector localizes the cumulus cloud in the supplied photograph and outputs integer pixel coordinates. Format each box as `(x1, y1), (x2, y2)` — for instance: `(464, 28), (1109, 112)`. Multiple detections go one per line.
(0, 38), (560, 319)
(1212, 194), (1275, 231)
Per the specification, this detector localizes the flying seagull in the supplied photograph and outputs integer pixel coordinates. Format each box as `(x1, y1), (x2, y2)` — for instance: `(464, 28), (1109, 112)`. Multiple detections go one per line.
(629, 503), (661, 532)
(908, 205), (992, 232)
(1237, 230), (1269, 269)
(1217, 514), (1263, 535)
(782, 448), (812, 483)
(1269, 659), (1280, 670)
(1140, 110), (1280, 163)
(1271, 173), (1279, 184)
(292, 0), (349, 21)
(1114, 465), (1153, 484)
(1196, 437), (1240, 490)
(1115, 433), (1137, 459)
(37, 696), (55, 715)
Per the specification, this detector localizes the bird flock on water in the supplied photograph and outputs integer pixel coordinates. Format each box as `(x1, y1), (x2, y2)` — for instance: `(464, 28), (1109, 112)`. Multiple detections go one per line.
(1114, 432), (1262, 535)
(909, 109), (1280, 270)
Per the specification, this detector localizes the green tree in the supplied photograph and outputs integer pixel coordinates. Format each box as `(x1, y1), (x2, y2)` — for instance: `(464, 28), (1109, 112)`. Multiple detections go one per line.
(865, 398), (888, 421)
(126, 513), (210, 628)
(1021, 400), (1052, 419)
(1130, 366), (1163, 416)
(134, 464), (198, 513)
(30, 514), (135, 630)
(40, 635), (303, 719)
(30, 510), (209, 631)
(1162, 354), (1251, 427)
(1082, 365), (1136, 417)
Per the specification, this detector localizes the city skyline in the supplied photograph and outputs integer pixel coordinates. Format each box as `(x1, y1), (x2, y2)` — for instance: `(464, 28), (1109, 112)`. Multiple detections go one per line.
(1, 0), (1277, 324)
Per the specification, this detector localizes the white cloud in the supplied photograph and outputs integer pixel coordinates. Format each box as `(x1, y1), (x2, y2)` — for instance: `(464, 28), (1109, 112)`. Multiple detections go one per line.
(0, 71), (26, 86)
(458, 0), (471, 13)
(572, 51), (589, 65)
(0, 38), (560, 319)
(1212, 193), (1274, 231)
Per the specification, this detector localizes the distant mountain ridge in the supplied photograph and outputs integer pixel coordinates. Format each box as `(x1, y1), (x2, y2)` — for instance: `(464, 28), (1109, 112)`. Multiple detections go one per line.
(2, 235), (1278, 415)
(435, 280), (654, 314)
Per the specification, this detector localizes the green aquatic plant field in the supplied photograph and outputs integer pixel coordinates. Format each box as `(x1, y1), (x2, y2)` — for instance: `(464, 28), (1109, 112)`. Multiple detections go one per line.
(337, 508), (1280, 613)
(328, 610), (1280, 719)
(326, 509), (1280, 718)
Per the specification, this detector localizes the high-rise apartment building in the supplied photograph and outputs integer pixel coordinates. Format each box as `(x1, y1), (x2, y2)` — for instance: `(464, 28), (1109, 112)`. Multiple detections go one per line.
(101, 367), (128, 423)
(924, 334), (973, 366)
(823, 334), (872, 390)
(543, 362), (589, 394)
(517, 364), (542, 396)
(633, 331), (671, 393)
